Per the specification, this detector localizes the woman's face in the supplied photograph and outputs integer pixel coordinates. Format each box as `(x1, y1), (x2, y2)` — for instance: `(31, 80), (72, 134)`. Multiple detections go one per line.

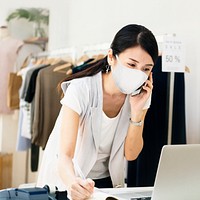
(109, 45), (154, 77)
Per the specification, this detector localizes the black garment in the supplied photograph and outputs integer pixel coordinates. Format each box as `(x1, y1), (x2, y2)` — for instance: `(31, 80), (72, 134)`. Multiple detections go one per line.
(24, 64), (50, 103)
(93, 176), (113, 188)
(31, 143), (39, 172)
(72, 58), (94, 74)
(172, 73), (186, 144)
(127, 56), (186, 187)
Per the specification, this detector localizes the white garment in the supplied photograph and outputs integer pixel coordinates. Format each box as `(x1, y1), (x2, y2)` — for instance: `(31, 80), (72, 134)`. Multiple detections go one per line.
(88, 111), (121, 179)
(16, 66), (33, 150)
(18, 65), (34, 140)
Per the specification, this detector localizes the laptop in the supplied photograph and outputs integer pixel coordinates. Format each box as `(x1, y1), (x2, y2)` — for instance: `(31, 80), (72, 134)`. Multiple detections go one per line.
(151, 144), (200, 200)
(103, 144), (200, 200)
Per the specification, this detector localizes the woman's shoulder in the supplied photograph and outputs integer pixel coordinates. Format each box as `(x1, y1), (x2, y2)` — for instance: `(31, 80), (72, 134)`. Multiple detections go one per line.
(61, 72), (101, 94)
(60, 73), (102, 114)
(71, 72), (101, 84)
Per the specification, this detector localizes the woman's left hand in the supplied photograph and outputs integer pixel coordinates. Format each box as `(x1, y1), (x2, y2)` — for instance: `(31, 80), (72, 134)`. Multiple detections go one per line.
(129, 72), (153, 116)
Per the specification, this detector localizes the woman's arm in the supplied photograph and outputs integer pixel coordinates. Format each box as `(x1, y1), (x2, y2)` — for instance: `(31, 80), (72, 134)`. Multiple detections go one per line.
(124, 109), (147, 160)
(57, 105), (94, 200)
(124, 73), (153, 161)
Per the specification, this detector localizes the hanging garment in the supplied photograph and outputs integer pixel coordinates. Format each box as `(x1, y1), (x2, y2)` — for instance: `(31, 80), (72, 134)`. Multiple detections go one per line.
(32, 62), (67, 149)
(30, 62), (67, 172)
(172, 73), (186, 144)
(24, 64), (50, 103)
(17, 64), (49, 144)
(127, 56), (186, 187)
(0, 37), (23, 114)
(16, 65), (34, 151)
(16, 102), (31, 151)
(16, 63), (48, 150)
(20, 64), (38, 99)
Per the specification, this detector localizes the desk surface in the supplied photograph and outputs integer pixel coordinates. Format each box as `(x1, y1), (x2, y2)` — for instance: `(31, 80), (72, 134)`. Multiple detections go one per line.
(19, 183), (153, 200)
(101, 187), (153, 199)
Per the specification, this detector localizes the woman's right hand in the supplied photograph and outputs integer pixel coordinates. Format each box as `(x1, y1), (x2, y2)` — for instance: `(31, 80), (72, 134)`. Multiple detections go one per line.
(70, 177), (95, 200)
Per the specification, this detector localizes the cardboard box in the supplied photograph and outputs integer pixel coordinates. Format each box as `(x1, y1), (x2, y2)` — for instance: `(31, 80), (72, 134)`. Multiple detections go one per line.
(0, 153), (12, 189)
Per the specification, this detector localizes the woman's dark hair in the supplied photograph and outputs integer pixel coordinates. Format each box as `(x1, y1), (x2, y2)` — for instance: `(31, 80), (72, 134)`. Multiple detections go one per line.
(60, 24), (158, 83)
(111, 24), (158, 64)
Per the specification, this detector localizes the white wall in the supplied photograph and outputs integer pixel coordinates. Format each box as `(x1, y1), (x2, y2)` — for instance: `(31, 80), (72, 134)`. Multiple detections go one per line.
(1, 0), (200, 187)
(64, 0), (200, 144)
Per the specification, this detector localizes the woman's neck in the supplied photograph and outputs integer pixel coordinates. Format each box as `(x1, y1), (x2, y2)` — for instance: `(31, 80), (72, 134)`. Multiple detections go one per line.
(0, 27), (9, 40)
(102, 72), (124, 97)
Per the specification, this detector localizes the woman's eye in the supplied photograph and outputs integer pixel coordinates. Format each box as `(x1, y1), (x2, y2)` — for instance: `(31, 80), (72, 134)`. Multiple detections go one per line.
(128, 63), (136, 68)
(143, 67), (151, 72)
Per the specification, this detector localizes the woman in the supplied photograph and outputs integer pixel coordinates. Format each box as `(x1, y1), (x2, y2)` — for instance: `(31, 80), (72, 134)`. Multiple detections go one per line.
(37, 24), (158, 200)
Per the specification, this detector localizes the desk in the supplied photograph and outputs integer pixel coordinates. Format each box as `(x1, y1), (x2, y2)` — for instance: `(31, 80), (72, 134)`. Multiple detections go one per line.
(101, 187), (153, 199)
(19, 183), (153, 200)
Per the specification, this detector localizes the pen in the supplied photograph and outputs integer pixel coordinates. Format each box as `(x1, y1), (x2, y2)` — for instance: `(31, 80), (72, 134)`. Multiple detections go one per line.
(72, 159), (86, 180)
(72, 159), (97, 193)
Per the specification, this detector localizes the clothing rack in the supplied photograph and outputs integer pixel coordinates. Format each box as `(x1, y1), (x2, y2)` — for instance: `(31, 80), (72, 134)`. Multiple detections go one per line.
(31, 47), (77, 64)
(31, 43), (110, 64)
(82, 42), (110, 55)
(24, 47), (77, 183)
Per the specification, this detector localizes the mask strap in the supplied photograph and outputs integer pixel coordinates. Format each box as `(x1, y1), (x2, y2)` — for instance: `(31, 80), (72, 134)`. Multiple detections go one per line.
(115, 55), (122, 65)
(115, 55), (119, 61)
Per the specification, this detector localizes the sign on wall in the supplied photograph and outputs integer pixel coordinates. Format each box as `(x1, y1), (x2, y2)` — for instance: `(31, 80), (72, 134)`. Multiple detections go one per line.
(162, 36), (185, 72)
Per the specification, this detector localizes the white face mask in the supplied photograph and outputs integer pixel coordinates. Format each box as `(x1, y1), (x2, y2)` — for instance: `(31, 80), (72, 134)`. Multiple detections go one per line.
(111, 55), (148, 95)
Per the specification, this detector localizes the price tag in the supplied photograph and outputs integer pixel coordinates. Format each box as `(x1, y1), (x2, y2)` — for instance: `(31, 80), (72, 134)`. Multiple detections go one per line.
(162, 36), (185, 72)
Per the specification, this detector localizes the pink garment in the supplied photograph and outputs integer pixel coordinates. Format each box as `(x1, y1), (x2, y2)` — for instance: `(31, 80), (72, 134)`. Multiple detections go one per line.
(0, 37), (23, 114)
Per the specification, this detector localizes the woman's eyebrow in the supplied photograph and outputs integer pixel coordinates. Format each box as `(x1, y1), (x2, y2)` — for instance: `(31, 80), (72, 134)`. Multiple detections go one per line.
(145, 64), (154, 67)
(129, 58), (139, 63)
(129, 58), (153, 66)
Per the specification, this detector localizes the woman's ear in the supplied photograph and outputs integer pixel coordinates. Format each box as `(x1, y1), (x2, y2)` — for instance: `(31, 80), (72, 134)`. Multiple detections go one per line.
(107, 49), (115, 66)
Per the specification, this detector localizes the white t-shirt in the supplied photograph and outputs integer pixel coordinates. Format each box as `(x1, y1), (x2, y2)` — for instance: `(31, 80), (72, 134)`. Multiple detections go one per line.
(60, 80), (88, 115)
(88, 111), (121, 179)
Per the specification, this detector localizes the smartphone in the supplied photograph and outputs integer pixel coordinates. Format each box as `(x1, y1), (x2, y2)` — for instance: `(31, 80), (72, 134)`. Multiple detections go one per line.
(131, 76), (149, 96)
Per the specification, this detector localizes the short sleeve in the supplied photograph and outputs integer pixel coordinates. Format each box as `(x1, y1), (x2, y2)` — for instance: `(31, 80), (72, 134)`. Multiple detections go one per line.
(60, 80), (89, 115)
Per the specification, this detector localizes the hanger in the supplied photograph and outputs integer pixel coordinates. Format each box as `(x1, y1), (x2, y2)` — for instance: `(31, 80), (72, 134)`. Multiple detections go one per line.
(49, 58), (63, 65)
(53, 62), (72, 72)
(66, 53), (105, 75)
(43, 57), (55, 65)
(76, 54), (90, 66)
(185, 66), (190, 73)
(34, 57), (46, 65)
(91, 54), (105, 63)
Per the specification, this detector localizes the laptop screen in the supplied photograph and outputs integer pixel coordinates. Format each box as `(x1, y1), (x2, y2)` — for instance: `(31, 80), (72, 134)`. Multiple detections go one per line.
(151, 144), (200, 200)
